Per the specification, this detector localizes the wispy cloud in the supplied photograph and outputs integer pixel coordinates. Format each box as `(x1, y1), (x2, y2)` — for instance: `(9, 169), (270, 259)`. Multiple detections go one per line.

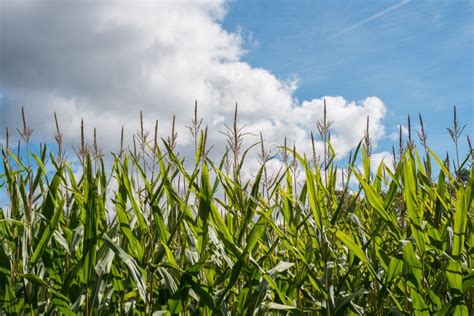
(329, 0), (410, 39)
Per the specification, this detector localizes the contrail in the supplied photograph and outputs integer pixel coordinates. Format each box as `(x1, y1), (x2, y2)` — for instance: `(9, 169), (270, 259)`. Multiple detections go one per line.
(329, 0), (410, 39)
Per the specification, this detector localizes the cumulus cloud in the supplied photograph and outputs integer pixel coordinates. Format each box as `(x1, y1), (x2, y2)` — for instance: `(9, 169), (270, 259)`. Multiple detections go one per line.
(0, 0), (387, 161)
(370, 151), (394, 173)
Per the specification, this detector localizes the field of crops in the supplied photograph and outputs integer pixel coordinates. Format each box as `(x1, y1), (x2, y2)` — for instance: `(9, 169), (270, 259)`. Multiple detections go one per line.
(0, 108), (472, 315)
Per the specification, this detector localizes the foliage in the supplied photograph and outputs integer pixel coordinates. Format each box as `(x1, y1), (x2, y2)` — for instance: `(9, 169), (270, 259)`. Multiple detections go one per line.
(0, 109), (472, 315)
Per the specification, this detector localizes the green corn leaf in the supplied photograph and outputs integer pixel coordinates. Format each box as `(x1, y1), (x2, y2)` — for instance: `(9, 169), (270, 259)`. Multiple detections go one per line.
(336, 231), (367, 264)
(30, 173), (63, 265)
(103, 235), (147, 303)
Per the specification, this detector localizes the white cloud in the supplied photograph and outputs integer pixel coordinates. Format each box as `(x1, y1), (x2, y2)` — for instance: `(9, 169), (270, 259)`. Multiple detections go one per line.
(0, 0), (387, 161)
(371, 151), (394, 173)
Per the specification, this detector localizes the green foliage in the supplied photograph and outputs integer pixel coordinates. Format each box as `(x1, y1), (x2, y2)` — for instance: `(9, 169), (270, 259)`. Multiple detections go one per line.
(0, 131), (472, 315)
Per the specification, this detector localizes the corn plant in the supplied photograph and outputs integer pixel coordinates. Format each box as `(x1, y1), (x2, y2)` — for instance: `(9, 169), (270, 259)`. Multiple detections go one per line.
(0, 108), (472, 315)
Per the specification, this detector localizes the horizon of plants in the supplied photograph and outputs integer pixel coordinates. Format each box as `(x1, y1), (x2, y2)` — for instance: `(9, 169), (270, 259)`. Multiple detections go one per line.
(0, 104), (472, 315)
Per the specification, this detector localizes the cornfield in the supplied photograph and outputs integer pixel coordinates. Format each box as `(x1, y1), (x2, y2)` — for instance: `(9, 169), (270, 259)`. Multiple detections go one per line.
(0, 107), (472, 315)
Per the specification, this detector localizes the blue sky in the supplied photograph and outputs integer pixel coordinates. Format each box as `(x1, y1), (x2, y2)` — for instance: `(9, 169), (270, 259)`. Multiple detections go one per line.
(222, 0), (473, 154)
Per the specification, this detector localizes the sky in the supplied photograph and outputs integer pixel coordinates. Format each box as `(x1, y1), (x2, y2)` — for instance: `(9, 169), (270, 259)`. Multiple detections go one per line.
(0, 0), (472, 167)
(222, 0), (473, 154)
